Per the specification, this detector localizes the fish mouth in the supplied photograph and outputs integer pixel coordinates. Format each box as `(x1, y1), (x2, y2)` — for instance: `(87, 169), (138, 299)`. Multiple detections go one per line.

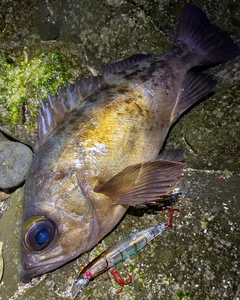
(20, 254), (67, 282)
(20, 266), (47, 283)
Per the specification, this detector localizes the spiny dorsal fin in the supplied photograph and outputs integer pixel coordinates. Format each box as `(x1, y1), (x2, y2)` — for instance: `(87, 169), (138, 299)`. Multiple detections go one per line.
(34, 54), (152, 151)
(34, 75), (104, 151)
(171, 71), (217, 124)
(100, 54), (152, 79)
(94, 159), (185, 206)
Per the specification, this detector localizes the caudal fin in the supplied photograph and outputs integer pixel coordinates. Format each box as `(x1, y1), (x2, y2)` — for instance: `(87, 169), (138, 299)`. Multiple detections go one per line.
(175, 3), (239, 65)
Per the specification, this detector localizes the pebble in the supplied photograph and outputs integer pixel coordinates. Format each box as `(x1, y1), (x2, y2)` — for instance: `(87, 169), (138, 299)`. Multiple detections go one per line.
(0, 141), (33, 189)
(0, 192), (10, 201)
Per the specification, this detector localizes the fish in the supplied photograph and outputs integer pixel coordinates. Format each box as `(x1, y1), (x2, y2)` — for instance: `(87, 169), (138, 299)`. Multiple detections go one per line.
(20, 3), (239, 282)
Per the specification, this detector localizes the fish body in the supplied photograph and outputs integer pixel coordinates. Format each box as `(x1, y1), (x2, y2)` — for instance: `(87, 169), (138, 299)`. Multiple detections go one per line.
(20, 4), (239, 282)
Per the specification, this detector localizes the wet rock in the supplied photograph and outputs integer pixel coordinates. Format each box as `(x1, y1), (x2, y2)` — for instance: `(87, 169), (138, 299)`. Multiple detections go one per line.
(0, 142), (33, 189)
(38, 20), (60, 41)
(0, 133), (8, 142)
(0, 242), (3, 283)
(38, 5), (60, 41)
(0, 188), (23, 299)
(2, 172), (240, 300)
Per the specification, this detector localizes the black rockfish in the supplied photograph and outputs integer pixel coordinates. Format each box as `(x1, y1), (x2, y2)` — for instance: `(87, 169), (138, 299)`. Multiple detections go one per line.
(20, 4), (239, 282)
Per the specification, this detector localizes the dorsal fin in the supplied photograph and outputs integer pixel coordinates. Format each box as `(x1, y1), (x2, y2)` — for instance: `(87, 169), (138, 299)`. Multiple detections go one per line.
(34, 75), (104, 151)
(100, 54), (152, 79)
(34, 54), (152, 151)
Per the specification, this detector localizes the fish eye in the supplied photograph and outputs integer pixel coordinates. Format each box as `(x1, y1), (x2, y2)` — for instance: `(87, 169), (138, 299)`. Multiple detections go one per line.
(22, 216), (56, 251)
(35, 228), (51, 245)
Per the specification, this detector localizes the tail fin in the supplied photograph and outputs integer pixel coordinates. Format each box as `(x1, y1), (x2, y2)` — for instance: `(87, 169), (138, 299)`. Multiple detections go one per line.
(175, 4), (239, 65)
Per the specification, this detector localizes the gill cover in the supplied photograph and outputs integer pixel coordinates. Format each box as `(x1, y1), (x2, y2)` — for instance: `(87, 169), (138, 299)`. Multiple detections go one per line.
(22, 216), (57, 252)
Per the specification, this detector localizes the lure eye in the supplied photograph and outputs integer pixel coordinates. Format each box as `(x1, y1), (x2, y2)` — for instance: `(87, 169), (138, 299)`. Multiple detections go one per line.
(22, 216), (56, 251)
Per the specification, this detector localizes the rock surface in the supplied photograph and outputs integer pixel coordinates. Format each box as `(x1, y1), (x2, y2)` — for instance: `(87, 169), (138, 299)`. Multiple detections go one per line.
(0, 188), (23, 299)
(1, 171), (240, 300)
(0, 142), (33, 189)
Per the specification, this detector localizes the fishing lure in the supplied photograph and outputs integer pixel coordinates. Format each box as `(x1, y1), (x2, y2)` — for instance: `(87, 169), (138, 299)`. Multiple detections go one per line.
(71, 206), (181, 298)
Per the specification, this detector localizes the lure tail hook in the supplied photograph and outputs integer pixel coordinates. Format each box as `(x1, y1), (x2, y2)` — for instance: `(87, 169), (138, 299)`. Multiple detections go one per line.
(110, 266), (133, 294)
(162, 206), (182, 226)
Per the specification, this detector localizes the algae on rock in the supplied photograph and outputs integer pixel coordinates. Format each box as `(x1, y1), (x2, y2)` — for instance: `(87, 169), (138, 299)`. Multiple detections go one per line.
(0, 51), (73, 144)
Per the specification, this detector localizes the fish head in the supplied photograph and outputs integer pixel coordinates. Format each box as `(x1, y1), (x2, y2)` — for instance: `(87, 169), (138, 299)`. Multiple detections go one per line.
(20, 161), (97, 282)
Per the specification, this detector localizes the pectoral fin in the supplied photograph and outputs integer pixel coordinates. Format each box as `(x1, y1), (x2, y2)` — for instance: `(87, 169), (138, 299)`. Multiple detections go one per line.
(94, 160), (185, 206)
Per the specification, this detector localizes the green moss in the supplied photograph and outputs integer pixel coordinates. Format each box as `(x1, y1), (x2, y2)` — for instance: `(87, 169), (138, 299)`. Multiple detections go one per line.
(176, 290), (196, 300)
(162, 275), (174, 286)
(92, 246), (105, 258)
(200, 217), (214, 231)
(135, 267), (146, 284)
(0, 51), (72, 130)
(129, 263), (137, 273)
(85, 288), (95, 298)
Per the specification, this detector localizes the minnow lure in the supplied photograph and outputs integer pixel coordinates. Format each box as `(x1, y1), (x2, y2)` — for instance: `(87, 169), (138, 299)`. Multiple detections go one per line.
(71, 223), (167, 298)
(71, 207), (181, 298)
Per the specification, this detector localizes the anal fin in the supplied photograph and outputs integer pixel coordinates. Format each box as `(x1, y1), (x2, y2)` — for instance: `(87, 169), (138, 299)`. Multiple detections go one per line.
(94, 160), (185, 206)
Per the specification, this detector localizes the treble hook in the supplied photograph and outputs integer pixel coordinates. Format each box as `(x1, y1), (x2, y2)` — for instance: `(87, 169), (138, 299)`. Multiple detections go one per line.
(162, 206), (182, 226)
(110, 266), (133, 294)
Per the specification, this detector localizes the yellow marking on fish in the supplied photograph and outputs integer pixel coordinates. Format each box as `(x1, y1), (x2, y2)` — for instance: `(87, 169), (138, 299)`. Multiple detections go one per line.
(78, 86), (150, 149)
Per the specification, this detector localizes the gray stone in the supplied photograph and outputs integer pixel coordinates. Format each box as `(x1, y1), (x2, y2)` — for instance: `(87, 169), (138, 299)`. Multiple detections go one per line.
(0, 133), (8, 142)
(0, 142), (33, 189)
(0, 188), (23, 299)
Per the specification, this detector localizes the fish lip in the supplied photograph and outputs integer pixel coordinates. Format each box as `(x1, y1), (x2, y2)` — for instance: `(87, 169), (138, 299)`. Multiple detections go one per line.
(20, 267), (41, 283)
(20, 256), (66, 282)
(20, 246), (68, 283)
(20, 265), (47, 283)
